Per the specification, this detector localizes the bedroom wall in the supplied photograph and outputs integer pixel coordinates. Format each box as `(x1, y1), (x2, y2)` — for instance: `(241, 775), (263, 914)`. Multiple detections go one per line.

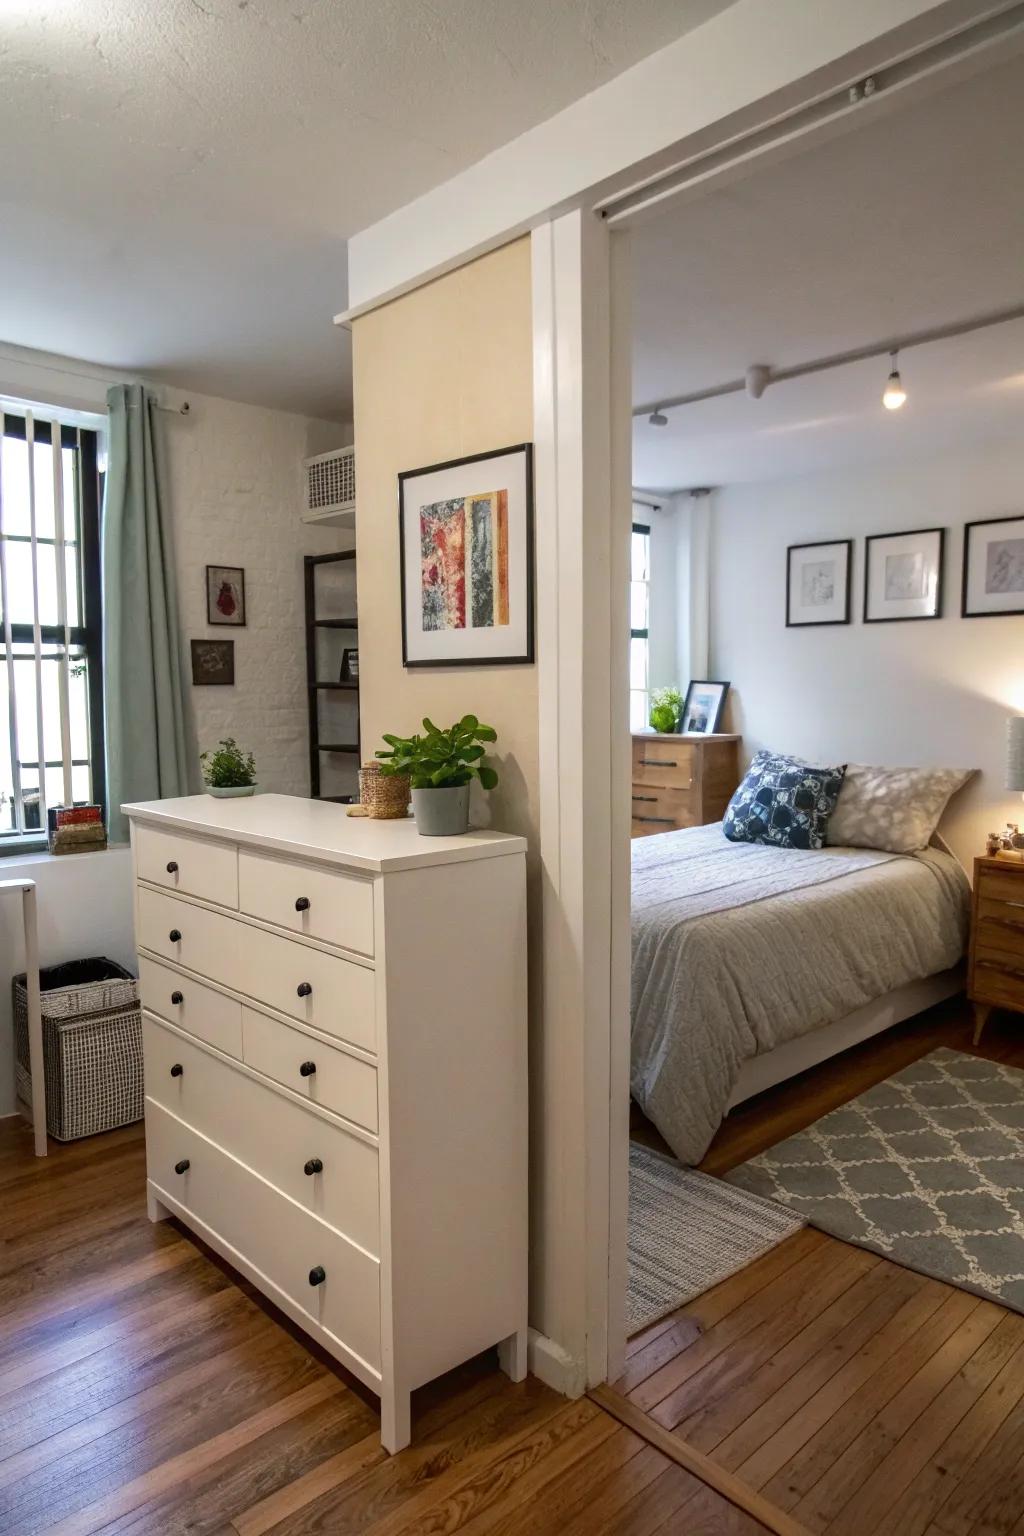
(708, 433), (1024, 868)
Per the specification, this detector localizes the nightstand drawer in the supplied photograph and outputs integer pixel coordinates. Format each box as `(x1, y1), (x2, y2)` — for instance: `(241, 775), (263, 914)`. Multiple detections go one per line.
(630, 785), (697, 832)
(976, 900), (1024, 960)
(632, 740), (695, 790)
(972, 954), (1024, 1010)
(976, 868), (1024, 907)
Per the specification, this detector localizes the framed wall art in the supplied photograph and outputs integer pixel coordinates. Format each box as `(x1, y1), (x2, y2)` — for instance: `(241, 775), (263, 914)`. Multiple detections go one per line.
(206, 565), (246, 626)
(191, 638), (235, 686)
(963, 515), (1024, 618)
(864, 527), (944, 622)
(398, 443), (534, 667)
(786, 539), (852, 627)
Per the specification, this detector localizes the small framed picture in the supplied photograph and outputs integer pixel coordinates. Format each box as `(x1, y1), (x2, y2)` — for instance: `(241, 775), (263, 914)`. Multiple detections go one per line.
(963, 516), (1024, 618)
(340, 647), (359, 683)
(190, 638), (235, 686)
(864, 527), (944, 622)
(206, 565), (246, 626)
(786, 540), (852, 627)
(680, 680), (730, 736)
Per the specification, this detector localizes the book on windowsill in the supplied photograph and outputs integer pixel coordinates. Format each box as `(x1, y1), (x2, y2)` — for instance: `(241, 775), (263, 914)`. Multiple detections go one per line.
(47, 804), (107, 855)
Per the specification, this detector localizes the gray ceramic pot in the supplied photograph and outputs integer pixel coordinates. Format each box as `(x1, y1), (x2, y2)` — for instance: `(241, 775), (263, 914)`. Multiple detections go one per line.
(411, 784), (470, 836)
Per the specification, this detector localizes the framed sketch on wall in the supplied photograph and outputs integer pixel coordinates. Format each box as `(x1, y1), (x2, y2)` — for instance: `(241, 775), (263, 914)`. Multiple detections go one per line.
(864, 527), (944, 622)
(398, 443), (534, 666)
(963, 515), (1024, 618)
(206, 565), (246, 626)
(786, 539), (852, 627)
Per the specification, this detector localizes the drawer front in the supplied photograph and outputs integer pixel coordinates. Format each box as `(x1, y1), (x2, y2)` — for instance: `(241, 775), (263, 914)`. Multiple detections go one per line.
(135, 825), (238, 909)
(139, 956), (242, 1059)
(972, 952), (1024, 1011)
(241, 1007), (378, 1134)
(138, 886), (240, 984)
(630, 785), (698, 833)
(975, 899), (1024, 961)
(147, 1101), (380, 1369)
(976, 869), (1024, 907)
(632, 739), (695, 790)
(238, 851), (374, 958)
(144, 1017), (379, 1255)
(232, 923), (376, 1052)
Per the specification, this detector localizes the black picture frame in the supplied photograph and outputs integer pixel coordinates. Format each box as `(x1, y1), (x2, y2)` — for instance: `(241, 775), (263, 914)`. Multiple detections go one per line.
(962, 515), (1024, 619)
(679, 680), (730, 736)
(863, 527), (945, 623)
(398, 442), (535, 668)
(785, 539), (853, 628)
(206, 565), (246, 627)
(191, 638), (235, 686)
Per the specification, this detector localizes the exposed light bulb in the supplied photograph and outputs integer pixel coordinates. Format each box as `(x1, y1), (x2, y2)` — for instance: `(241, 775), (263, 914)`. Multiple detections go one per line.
(883, 349), (906, 410)
(648, 408), (668, 426)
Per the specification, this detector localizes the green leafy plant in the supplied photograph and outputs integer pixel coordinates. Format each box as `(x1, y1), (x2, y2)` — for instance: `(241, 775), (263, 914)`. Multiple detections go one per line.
(649, 686), (683, 734)
(200, 737), (256, 788)
(376, 716), (499, 791)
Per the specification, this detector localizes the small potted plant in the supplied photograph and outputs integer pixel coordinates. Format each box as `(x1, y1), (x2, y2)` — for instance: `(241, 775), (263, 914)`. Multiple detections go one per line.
(375, 715), (498, 836)
(200, 738), (257, 798)
(649, 686), (683, 734)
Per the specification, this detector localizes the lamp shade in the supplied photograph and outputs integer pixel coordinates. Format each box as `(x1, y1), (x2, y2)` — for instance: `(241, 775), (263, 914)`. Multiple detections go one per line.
(1008, 717), (1024, 792)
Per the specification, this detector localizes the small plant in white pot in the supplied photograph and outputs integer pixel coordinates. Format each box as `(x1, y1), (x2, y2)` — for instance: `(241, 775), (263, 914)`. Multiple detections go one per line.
(200, 738), (257, 798)
(375, 716), (498, 836)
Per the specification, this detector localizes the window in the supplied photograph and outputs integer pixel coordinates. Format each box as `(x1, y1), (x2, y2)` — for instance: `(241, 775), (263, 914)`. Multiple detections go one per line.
(0, 409), (104, 849)
(630, 521), (650, 731)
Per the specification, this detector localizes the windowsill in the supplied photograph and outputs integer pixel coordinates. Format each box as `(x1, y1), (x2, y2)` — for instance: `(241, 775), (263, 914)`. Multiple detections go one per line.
(0, 841), (129, 866)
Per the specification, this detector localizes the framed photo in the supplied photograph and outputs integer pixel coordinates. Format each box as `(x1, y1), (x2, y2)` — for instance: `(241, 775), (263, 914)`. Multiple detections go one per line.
(864, 527), (944, 622)
(963, 516), (1024, 618)
(398, 443), (534, 666)
(190, 638), (235, 686)
(340, 647), (359, 683)
(786, 540), (852, 627)
(680, 680), (730, 736)
(206, 565), (246, 626)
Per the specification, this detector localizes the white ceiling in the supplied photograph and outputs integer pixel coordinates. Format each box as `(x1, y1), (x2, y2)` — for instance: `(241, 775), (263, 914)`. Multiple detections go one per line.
(0, 0), (731, 423)
(631, 53), (1024, 491)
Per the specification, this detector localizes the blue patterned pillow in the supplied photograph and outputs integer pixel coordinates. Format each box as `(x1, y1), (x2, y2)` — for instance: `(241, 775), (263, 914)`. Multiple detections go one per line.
(723, 751), (846, 851)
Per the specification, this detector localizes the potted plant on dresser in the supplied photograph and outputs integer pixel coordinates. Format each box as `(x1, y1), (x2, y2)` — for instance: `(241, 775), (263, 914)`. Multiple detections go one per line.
(376, 715), (498, 835)
(200, 738), (258, 797)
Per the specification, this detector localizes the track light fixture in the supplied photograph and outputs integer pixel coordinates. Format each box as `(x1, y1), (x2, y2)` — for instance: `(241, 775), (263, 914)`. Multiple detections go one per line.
(648, 407), (668, 426)
(882, 349), (907, 411)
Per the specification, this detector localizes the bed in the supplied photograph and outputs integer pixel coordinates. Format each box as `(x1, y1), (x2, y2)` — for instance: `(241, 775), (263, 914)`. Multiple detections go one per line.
(630, 822), (971, 1165)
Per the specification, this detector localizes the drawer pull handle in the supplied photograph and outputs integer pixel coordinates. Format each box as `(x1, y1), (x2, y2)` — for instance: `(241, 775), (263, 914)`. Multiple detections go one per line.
(166, 861), (179, 874)
(304, 1158), (323, 1176)
(297, 981), (313, 998)
(170, 1063), (184, 1078)
(174, 1158), (190, 1175)
(309, 1266), (326, 1286)
(979, 958), (1024, 981)
(632, 794), (657, 803)
(169, 929), (182, 943)
(171, 990), (184, 1005)
(295, 896), (311, 912)
(299, 1060), (317, 1077)
(639, 757), (677, 767)
(634, 815), (675, 825)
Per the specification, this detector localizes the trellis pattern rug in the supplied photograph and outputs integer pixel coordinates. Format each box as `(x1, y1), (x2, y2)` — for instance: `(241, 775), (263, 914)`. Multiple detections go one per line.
(627, 1143), (805, 1334)
(727, 1048), (1024, 1312)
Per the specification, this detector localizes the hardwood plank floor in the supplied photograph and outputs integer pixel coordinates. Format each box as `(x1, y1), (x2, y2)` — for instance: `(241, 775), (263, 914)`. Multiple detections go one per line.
(616, 1001), (1024, 1536)
(0, 1116), (767, 1535)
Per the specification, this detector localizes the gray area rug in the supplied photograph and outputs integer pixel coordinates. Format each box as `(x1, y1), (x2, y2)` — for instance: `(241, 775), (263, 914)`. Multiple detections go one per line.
(727, 1048), (1024, 1313)
(628, 1143), (805, 1335)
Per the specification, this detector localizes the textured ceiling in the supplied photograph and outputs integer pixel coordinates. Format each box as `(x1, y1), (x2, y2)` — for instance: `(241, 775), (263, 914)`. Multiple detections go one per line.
(0, 0), (731, 421)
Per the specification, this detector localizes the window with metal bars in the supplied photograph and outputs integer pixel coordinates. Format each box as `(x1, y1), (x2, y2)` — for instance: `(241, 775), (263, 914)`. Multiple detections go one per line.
(0, 409), (104, 850)
(630, 521), (651, 731)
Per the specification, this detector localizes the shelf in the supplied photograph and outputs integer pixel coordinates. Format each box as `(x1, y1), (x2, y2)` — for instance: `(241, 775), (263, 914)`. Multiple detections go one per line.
(302, 506), (355, 530)
(310, 681), (359, 691)
(318, 743), (360, 754)
(312, 618), (358, 629)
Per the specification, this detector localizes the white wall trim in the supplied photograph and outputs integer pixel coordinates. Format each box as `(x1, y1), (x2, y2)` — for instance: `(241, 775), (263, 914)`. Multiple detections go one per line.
(527, 1327), (588, 1398)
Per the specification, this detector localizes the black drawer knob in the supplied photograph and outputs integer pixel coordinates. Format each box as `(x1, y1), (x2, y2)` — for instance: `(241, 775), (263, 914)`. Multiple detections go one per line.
(308, 1265), (326, 1286)
(170, 1063), (183, 1078)
(166, 860), (178, 874)
(299, 1060), (317, 1077)
(304, 1157), (323, 1176)
(295, 896), (310, 912)
(174, 1158), (190, 1175)
(169, 929), (181, 943)
(297, 981), (313, 998)
(170, 990), (183, 1005)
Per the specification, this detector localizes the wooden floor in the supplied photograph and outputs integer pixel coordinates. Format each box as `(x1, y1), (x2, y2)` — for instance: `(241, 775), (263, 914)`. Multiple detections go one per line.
(0, 1116), (767, 1536)
(617, 1000), (1024, 1536)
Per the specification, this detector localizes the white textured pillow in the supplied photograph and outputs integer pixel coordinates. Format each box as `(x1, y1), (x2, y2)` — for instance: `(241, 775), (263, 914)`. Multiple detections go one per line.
(827, 764), (974, 854)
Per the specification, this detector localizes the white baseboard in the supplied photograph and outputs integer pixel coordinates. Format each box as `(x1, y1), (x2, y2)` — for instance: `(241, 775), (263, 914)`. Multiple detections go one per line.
(527, 1329), (587, 1398)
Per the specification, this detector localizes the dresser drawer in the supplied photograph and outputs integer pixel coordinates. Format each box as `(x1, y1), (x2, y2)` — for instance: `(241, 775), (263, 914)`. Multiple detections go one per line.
(239, 851), (374, 958)
(972, 952), (1024, 1011)
(139, 956), (243, 1059)
(135, 825), (238, 908)
(144, 1017), (379, 1254)
(630, 785), (697, 833)
(233, 923), (375, 1051)
(147, 1101), (380, 1370)
(241, 1007), (378, 1133)
(138, 886), (240, 983)
(976, 869), (1024, 907)
(632, 739), (695, 790)
(975, 900), (1024, 961)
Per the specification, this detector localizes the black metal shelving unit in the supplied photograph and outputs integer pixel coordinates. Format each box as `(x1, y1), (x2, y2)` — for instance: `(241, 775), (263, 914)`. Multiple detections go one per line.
(304, 551), (359, 802)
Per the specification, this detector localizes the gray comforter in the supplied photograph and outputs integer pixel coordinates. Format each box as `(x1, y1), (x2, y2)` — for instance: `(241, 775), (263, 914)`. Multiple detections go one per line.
(631, 824), (970, 1164)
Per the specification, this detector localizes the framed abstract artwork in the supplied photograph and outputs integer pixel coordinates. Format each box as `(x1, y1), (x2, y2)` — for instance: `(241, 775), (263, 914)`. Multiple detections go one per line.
(864, 527), (944, 622)
(398, 443), (534, 667)
(190, 638), (235, 686)
(962, 515), (1024, 618)
(206, 565), (246, 626)
(786, 539), (852, 627)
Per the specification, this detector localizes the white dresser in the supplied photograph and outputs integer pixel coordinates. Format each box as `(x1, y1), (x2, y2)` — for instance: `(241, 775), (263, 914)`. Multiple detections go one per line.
(123, 793), (528, 1453)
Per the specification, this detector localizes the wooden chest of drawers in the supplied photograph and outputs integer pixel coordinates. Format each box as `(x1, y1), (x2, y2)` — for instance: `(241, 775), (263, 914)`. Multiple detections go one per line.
(631, 732), (740, 838)
(969, 855), (1024, 1042)
(124, 793), (528, 1453)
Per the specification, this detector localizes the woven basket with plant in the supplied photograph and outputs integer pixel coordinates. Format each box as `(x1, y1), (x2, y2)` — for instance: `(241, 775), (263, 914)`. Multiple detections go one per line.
(359, 761), (411, 819)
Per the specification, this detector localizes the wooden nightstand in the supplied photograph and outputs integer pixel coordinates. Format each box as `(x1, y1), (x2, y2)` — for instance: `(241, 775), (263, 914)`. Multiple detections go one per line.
(968, 855), (1024, 1043)
(630, 732), (740, 838)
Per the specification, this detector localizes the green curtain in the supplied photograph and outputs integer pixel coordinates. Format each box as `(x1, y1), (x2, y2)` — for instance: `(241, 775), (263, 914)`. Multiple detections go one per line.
(103, 384), (191, 842)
